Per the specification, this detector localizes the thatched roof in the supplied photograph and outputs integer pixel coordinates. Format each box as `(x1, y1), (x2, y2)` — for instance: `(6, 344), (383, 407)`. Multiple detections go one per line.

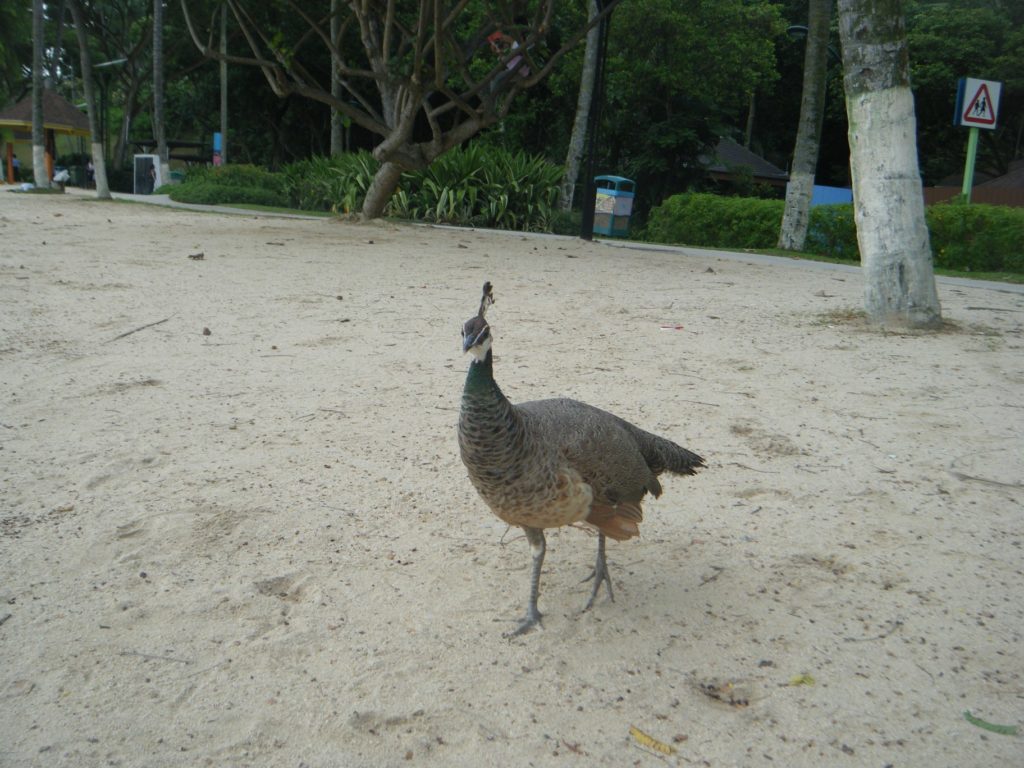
(0, 89), (90, 136)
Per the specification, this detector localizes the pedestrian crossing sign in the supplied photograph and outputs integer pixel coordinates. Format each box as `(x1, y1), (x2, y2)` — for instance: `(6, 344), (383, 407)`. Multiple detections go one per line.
(955, 78), (1001, 129)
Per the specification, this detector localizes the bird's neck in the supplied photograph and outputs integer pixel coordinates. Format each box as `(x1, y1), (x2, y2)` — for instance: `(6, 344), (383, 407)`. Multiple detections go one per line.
(462, 349), (519, 426)
(464, 349), (500, 397)
(460, 349), (528, 473)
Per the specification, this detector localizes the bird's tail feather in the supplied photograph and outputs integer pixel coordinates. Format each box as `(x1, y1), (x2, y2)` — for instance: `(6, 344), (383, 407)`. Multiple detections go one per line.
(587, 502), (642, 541)
(625, 423), (705, 478)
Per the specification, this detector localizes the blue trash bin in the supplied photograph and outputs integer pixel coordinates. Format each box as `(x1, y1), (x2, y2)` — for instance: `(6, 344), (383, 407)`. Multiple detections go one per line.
(593, 175), (635, 237)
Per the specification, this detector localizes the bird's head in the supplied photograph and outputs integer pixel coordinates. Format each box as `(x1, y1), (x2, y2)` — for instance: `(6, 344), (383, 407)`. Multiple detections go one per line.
(462, 281), (494, 361)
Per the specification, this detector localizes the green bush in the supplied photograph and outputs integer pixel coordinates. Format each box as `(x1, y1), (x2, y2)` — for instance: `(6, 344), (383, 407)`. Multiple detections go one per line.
(646, 193), (783, 249)
(169, 164), (288, 207)
(926, 202), (1024, 273)
(168, 181), (288, 208)
(281, 151), (377, 213)
(647, 193), (1024, 274)
(394, 145), (562, 231)
(807, 204), (858, 261)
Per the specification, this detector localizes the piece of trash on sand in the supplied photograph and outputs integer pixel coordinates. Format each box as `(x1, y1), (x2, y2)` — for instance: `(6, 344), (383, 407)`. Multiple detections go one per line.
(660, 324), (685, 331)
(963, 711), (1019, 736)
(629, 725), (676, 755)
(789, 673), (816, 686)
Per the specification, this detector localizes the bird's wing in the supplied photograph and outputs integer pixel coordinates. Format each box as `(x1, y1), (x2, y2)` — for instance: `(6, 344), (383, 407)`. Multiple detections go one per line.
(516, 398), (660, 507)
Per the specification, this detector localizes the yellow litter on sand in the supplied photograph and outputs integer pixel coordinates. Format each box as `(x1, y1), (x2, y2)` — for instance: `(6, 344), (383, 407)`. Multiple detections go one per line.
(629, 725), (676, 755)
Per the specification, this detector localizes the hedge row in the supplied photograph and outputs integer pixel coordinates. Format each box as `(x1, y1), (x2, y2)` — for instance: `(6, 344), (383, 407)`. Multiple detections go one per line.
(645, 193), (1024, 274)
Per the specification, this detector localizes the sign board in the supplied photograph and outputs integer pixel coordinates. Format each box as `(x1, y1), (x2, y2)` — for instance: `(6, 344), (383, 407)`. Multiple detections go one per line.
(954, 78), (1001, 129)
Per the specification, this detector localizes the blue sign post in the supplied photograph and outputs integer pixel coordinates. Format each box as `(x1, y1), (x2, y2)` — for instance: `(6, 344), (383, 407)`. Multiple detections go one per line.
(954, 78), (1002, 203)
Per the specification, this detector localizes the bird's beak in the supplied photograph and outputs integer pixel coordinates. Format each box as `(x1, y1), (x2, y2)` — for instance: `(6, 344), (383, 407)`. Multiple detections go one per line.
(462, 334), (474, 353)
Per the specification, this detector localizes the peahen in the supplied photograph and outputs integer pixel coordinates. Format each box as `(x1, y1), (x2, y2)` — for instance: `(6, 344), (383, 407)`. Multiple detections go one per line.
(458, 282), (705, 636)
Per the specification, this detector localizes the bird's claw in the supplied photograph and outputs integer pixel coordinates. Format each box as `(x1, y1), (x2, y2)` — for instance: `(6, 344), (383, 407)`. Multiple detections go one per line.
(581, 563), (615, 610)
(504, 609), (543, 638)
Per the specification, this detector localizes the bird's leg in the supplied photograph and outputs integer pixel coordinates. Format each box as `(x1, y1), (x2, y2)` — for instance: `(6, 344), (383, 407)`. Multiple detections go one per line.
(582, 533), (614, 610)
(505, 526), (545, 637)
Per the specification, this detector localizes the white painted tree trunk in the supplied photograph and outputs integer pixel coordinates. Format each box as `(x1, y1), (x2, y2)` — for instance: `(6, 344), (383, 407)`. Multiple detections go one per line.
(838, 0), (941, 328)
(778, 0), (831, 251)
(68, 0), (112, 199)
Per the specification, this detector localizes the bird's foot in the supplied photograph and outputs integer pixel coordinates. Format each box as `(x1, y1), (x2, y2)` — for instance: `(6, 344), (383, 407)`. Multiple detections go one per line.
(581, 555), (614, 611)
(504, 608), (543, 638)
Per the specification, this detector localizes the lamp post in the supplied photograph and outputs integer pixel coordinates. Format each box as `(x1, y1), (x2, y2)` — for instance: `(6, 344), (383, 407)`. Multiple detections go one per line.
(93, 58), (127, 164)
(579, 1), (614, 241)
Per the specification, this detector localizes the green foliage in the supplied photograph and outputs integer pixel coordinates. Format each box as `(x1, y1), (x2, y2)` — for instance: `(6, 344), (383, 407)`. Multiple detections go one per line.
(647, 193), (1024, 275)
(600, 0), (786, 215)
(167, 182), (289, 208)
(907, 2), (1023, 183)
(168, 164), (288, 207)
(645, 193), (784, 249)
(277, 146), (563, 231)
(392, 146), (562, 231)
(804, 202), (1024, 273)
(281, 152), (377, 213)
(0, 0), (31, 106)
(806, 204), (858, 261)
(927, 202), (1024, 273)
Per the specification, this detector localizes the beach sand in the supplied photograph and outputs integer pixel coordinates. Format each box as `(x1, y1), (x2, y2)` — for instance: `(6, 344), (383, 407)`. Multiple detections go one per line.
(1, 189), (1021, 766)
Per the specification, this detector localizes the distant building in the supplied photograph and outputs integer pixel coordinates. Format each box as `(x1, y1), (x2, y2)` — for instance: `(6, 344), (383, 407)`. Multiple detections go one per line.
(703, 137), (789, 190)
(0, 89), (91, 183)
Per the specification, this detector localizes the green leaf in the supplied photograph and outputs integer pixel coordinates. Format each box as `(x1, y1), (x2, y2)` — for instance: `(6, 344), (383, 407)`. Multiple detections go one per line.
(963, 711), (1019, 736)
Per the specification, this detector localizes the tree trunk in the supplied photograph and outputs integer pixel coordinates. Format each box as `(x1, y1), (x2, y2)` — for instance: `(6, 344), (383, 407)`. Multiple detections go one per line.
(330, 0), (344, 156)
(68, 0), (111, 199)
(559, 0), (600, 212)
(32, 0), (49, 187)
(837, 0), (940, 329)
(153, 0), (170, 183)
(778, 0), (832, 251)
(361, 160), (404, 218)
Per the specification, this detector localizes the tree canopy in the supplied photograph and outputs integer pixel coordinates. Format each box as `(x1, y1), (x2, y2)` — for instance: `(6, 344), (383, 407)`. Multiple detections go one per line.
(6, 0), (1022, 217)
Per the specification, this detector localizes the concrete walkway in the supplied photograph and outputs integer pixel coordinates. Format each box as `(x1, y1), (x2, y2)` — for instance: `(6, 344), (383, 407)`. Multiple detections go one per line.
(68, 187), (1024, 295)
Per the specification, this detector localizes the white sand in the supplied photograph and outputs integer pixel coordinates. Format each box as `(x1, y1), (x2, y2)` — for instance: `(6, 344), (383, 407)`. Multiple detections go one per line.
(1, 188), (1021, 767)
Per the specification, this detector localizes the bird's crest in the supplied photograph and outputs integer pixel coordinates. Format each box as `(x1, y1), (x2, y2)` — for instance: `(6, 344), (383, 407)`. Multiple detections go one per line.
(478, 281), (494, 318)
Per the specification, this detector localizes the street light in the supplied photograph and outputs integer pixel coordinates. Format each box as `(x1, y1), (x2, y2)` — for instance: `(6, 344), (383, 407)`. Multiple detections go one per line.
(93, 58), (127, 164)
(579, 1), (615, 241)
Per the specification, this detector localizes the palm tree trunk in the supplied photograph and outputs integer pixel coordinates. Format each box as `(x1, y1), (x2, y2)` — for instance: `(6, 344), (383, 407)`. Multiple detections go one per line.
(837, 0), (940, 328)
(778, 0), (832, 251)
(68, 0), (111, 199)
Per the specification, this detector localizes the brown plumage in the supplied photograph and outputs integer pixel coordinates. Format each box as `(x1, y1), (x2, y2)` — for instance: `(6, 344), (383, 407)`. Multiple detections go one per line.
(458, 282), (705, 635)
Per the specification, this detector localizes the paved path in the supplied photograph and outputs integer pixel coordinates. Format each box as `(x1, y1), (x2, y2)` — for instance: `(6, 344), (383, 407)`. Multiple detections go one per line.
(74, 188), (1024, 295)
